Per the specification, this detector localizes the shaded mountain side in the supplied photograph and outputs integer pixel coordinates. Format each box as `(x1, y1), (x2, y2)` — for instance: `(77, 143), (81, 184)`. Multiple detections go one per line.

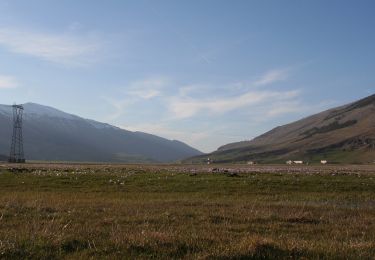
(0, 154), (7, 162)
(186, 94), (375, 164)
(0, 103), (203, 163)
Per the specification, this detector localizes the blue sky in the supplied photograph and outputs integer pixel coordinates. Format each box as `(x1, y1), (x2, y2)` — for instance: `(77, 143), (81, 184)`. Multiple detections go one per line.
(0, 0), (374, 152)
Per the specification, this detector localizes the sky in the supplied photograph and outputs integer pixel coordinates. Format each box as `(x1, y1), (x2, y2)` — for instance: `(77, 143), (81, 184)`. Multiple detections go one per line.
(0, 0), (374, 152)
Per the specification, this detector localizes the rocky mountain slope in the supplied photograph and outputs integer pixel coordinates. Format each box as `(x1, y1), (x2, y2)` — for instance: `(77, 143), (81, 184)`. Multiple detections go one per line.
(0, 103), (202, 163)
(187, 94), (375, 164)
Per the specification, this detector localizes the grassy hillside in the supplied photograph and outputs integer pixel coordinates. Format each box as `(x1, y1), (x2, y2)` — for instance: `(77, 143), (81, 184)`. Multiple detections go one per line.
(189, 94), (375, 164)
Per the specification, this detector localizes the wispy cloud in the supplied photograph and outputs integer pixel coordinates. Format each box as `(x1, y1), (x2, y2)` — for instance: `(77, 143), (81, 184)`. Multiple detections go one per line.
(265, 101), (303, 117)
(104, 68), (301, 121)
(126, 77), (169, 99)
(167, 90), (300, 119)
(265, 99), (337, 118)
(253, 68), (289, 87)
(0, 27), (102, 66)
(103, 77), (170, 120)
(101, 96), (135, 121)
(0, 75), (18, 89)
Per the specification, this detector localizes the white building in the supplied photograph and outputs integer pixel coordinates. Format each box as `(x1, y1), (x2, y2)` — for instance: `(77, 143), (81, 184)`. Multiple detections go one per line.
(286, 160), (305, 165)
(293, 160), (303, 164)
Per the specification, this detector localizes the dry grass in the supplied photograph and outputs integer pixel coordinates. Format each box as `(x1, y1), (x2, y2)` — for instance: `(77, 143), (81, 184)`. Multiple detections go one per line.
(0, 164), (374, 259)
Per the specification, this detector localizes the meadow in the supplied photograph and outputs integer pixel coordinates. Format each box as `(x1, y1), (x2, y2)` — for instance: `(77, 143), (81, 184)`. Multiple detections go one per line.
(0, 163), (374, 259)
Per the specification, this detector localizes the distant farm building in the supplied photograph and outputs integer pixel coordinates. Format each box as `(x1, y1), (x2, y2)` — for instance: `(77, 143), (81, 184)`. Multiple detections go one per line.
(286, 160), (304, 165)
(321, 160), (328, 165)
(247, 161), (256, 165)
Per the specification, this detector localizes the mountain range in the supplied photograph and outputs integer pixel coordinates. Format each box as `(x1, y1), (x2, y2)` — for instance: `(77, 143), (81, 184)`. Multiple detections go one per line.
(186, 94), (375, 164)
(0, 103), (202, 163)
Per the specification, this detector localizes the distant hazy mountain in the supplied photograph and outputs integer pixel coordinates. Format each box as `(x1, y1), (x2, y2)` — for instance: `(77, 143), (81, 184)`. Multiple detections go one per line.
(187, 94), (375, 164)
(0, 103), (202, 163)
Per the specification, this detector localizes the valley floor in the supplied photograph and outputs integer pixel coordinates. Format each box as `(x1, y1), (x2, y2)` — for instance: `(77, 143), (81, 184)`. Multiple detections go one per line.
(0, 163), (374, 259)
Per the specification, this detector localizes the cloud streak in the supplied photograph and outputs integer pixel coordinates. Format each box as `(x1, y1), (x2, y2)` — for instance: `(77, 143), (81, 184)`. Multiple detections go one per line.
(102, 96), (135, 120)
(0, 75), (18, 89)
(167, 90), (300, 119)
(0, 27), (102, 66)
(253, 68), (289, 86)
(104, 68), (301, 122)
(103, 77), (170, 120)
(126, 77), (169, 99)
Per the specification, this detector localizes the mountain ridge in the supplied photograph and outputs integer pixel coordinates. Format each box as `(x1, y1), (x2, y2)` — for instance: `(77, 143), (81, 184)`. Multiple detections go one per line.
(0, 103), (202, 163)
(187, 94), (375, 164)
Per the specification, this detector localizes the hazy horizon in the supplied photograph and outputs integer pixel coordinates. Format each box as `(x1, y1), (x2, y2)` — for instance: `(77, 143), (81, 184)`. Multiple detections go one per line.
(0, 0), (374, 152)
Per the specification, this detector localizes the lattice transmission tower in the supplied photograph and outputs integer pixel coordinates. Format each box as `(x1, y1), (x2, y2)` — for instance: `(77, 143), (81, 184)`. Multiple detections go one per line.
(9, 104), (25, 163)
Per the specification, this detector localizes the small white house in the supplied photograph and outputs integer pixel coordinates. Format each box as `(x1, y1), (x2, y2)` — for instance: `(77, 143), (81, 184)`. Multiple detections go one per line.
(293, 160), (304, 164)
(320, 160), (328, 165)
(247, 161), (255, 165)
(286, 160), (293, 165)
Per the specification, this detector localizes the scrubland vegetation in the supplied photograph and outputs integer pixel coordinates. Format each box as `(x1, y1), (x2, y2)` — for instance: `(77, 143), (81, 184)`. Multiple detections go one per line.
(0, 164), (374, 259)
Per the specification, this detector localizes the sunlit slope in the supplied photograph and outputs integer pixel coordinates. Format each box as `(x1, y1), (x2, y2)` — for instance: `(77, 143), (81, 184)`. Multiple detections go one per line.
(187, 94), (375, 164)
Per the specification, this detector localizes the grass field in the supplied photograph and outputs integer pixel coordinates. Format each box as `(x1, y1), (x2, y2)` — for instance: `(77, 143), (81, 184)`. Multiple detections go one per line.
(0, 163), (374, 259)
